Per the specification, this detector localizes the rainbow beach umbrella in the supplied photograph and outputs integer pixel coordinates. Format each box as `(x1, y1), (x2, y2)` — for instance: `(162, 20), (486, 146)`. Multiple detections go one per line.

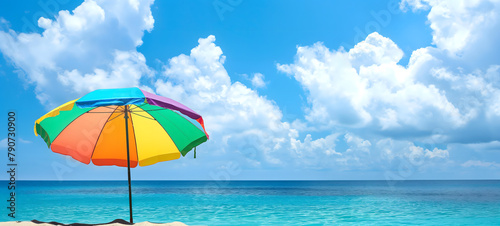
(34, 87), (209, 223)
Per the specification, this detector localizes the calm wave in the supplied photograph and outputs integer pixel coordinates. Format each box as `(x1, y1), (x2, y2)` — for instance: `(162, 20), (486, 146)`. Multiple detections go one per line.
(1, 180), (499, 225)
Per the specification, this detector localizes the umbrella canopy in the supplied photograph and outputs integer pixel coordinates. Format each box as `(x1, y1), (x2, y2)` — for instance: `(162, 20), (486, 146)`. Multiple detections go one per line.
(35, 87), (208, 167)
(34, 87), (209, 223)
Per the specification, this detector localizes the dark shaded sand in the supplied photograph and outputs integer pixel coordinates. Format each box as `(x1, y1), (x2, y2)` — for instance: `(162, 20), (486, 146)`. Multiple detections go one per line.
(0, 219), (187, 226)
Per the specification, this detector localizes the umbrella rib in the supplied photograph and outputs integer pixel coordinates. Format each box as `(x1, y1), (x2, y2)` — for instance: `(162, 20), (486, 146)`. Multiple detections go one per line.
(128, 109), (140, 167)
(141, 108), (169, 112)
(85, 111), (118, 113)
(130, 112), (156, 121)
(135, 105), (183, 155)
(169, 110), (208, 154)
(49, 107), (95, 146)
(107, 112), (125, 122)
(89, 106), (118, 163)
(129, 108), (166, 113)
(171, 110), (205, 135)
(129, 103), (146, 111)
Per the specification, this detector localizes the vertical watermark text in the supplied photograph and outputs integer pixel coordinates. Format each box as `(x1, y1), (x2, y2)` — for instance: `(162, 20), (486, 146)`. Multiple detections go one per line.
(6, 112), (16, 218)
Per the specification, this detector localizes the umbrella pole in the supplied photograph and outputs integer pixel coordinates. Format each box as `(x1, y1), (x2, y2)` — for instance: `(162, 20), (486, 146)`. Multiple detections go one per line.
(124, 105), (133, 224)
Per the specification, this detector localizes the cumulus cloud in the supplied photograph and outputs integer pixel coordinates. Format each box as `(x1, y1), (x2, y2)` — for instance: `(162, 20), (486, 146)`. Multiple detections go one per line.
(277, 2), (500, 144)
(155, 35), (301, 167)
(277, 41), (370, 128)
(289, 133), (342, 168)
(153, 36), (389, 170)
(57, 50), (150, 93)
(407, 144), (449, 160)
(425, 147), (449, 159)
(0, 0), (154, 108)
(345, 133), (371, 153)
(401, 0), (500, 68)
(348, 32), (404, 71)
(276, 0), (500, 174)
(278, 32), (466, 136)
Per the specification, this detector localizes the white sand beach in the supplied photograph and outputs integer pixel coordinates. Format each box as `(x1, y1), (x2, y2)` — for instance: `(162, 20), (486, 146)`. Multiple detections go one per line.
(0, 221), (187, 226)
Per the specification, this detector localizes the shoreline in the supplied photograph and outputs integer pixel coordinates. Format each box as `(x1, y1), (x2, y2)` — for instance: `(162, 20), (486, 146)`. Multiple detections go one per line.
(0, 220), (187, 226)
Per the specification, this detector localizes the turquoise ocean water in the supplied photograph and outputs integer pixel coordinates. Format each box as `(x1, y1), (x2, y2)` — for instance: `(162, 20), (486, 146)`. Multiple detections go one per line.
(1, 180), (499, 225)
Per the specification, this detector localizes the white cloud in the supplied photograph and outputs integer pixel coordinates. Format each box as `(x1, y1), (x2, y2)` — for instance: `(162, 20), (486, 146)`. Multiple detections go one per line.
(348, 32), (404, 71)
(425, 147), (449, 159)
(0, 0), (154, 108)
(277, 41), (371, 128)
(154, 35), (385, 170)
(401, 143), (449, 163)
(400, 0), (430, 11)
(251, 73), (266, 88)
(57, 50), (150, 93)
(402, 0), (500, 68)
(462, 160), (500, 168)
(345, 133), (371, 153)
(155, 36), (297, 166)
(278, 32), (466, 135)
(290, 133), (342, 167)
(278, 1), (500, 144)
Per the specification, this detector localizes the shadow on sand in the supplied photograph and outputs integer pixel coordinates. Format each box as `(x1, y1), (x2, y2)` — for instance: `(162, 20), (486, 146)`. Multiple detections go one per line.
(31, 219), (133, 226)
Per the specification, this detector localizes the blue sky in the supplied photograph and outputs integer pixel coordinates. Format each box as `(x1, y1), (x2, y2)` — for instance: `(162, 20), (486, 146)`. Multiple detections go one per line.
(0, 0), (499, 180)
